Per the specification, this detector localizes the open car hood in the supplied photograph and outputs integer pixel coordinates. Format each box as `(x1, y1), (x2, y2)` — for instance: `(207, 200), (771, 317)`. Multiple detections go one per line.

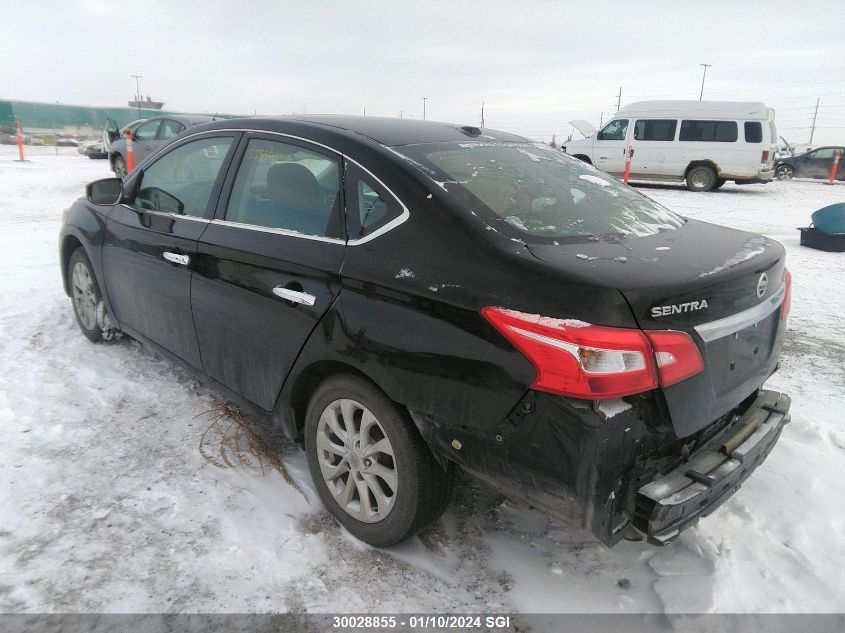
(569, 119), (596, 138)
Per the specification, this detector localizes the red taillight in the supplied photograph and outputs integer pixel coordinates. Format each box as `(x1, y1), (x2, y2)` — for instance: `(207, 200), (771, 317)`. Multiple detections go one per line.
(761, 150), (770, 163)
(780, 268), (792, 320)
(644, 330), (705, 388)
(482, 307), (705, 399)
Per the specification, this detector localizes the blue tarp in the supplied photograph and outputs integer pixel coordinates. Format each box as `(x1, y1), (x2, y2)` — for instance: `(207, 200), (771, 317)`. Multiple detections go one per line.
(812, 203), (845, 234)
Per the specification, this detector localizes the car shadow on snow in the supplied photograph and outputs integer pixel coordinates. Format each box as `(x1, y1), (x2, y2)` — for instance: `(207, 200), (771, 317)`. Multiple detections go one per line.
(633, 182), (771, 195)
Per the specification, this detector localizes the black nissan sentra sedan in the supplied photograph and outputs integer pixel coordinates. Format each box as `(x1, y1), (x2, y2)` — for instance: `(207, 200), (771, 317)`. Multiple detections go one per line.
(59, 116), (792, 547)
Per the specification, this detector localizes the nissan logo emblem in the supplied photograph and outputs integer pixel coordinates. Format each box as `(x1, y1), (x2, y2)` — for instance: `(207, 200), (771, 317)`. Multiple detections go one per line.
(756, 273), (769, 298)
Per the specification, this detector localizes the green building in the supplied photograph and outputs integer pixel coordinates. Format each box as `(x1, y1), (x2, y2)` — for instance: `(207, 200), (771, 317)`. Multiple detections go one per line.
(0, 99), (238, 142)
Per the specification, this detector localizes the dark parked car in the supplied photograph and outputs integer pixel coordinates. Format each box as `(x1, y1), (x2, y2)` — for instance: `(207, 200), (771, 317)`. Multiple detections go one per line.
(84, 141), (108, 159)
(775, 146), (845, 180)
(59, 116), (792, 547)
(104, 114), (215, 178)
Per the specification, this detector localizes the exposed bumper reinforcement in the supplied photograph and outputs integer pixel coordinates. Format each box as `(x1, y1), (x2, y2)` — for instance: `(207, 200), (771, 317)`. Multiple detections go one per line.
(633, 389), (790, 545)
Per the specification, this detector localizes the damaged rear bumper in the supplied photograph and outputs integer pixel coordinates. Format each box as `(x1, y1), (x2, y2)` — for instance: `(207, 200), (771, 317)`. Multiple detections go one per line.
(632, 389), (790, 545)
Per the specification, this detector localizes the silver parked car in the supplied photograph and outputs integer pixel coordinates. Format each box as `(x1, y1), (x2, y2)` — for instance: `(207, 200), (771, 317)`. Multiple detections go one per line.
(104, 115), (215, 178)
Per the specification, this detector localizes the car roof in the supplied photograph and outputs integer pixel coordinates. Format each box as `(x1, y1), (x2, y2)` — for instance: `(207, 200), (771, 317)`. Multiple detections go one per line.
(619, 100), (771, 120)
(194, 115), (530, 148)
(151, 114), (216, 126)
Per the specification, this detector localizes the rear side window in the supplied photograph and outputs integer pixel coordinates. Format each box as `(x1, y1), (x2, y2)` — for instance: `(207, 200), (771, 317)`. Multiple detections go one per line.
(134, 136), (234, 217)
(159, 119), (186, 140)
(634, 119), (677, 141)
(597, 119), (628, 141)
(744, 121), (763, 143)
(398, 143), (684, 240)
(345, 162), (405, 240)
(679, 120), (738, 142)
(224, 138), (341, 237)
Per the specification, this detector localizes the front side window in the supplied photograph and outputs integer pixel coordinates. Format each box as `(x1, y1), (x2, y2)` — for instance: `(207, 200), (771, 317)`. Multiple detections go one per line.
(159, 119), (186, 140)
(597, 119), (628, 141)
(679, 120), (738, 142)
(224, 138), (341, 237)
(133, 136), (234, 217)
(134, 120), (160, 141)
(634, 119), (677, 141)
(398, 142), (684, 240)
(807, 148), (835, 160)
(744, 121), (763, 143)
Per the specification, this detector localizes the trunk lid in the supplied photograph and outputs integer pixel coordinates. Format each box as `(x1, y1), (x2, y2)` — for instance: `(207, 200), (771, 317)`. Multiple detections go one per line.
(527, 219), (788, 437)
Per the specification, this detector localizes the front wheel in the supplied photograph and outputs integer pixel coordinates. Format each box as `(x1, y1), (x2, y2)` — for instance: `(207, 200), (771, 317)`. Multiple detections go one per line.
(686, 165), (718, 192)
(304, 374), (452, 547)
(69, 248), (104, 343)
(113, 154), (127, 179)
(68, 248), (121, 343)
(775, 164), (794, 180)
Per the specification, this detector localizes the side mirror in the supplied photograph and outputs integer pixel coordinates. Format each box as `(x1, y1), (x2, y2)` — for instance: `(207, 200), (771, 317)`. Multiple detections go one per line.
(86, 178), (124, 205)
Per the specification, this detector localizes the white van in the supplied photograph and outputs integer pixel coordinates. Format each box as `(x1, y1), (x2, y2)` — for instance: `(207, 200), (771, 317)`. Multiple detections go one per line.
(561, 101), (778, 191)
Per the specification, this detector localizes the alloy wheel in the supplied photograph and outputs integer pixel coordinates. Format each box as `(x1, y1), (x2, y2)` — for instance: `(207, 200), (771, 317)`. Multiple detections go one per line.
(71, 261), (98, 331)
(114, 156), (127, 179)
(315, 398), (398, 523)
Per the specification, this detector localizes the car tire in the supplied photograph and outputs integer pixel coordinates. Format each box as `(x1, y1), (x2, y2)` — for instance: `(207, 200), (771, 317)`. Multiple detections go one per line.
(304, 374), (453, 547)
(713, 178), (727, 190)
(686, 165), (718, 192)
(776, 164), (794, 180)
(113, 154), (127, 179)
(68, 248), (104, 343)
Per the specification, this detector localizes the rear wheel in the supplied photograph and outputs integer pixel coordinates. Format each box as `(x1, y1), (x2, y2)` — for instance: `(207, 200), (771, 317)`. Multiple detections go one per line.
(304, 374), (452, 547)
(775, 164), (794, 180)
(713, 178), (727, 190)
(686, 165), (718, 192)
(113, 154), (127, 179)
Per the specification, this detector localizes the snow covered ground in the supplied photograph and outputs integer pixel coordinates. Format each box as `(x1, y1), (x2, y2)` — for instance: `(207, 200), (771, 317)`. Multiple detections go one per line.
(1, 145), (844, 618)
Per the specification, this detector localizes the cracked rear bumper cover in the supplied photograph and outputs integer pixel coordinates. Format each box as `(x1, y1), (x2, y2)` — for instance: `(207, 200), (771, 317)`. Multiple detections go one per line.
(633, 389), (790, 545)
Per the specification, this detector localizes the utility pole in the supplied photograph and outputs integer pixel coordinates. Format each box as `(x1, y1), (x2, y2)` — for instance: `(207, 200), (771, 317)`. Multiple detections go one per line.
(599, 112), (604, 127)
(480, 101), (485, 128)
(422, 97), (428, 120)
(363, 107), (366, 116)
(810, 97), (820, 144)
(400, 109), (403, 118)
(130, 74), (143, 117)
(616, 87), (622, 111)
(699, 64), (712, 101)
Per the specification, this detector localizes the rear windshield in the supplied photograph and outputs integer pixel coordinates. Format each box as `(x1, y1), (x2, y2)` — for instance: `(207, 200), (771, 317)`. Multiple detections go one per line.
(397, 142), (683, 239)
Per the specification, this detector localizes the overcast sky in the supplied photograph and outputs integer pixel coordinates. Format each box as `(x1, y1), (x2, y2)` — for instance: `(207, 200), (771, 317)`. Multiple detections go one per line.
(2, 0), (844, 144)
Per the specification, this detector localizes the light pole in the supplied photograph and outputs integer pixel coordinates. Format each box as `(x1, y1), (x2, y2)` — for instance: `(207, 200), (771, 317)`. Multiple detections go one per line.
(422, 97), (428, 120)
(131, 74), (143, 117)
(699, 64), (712, 101)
